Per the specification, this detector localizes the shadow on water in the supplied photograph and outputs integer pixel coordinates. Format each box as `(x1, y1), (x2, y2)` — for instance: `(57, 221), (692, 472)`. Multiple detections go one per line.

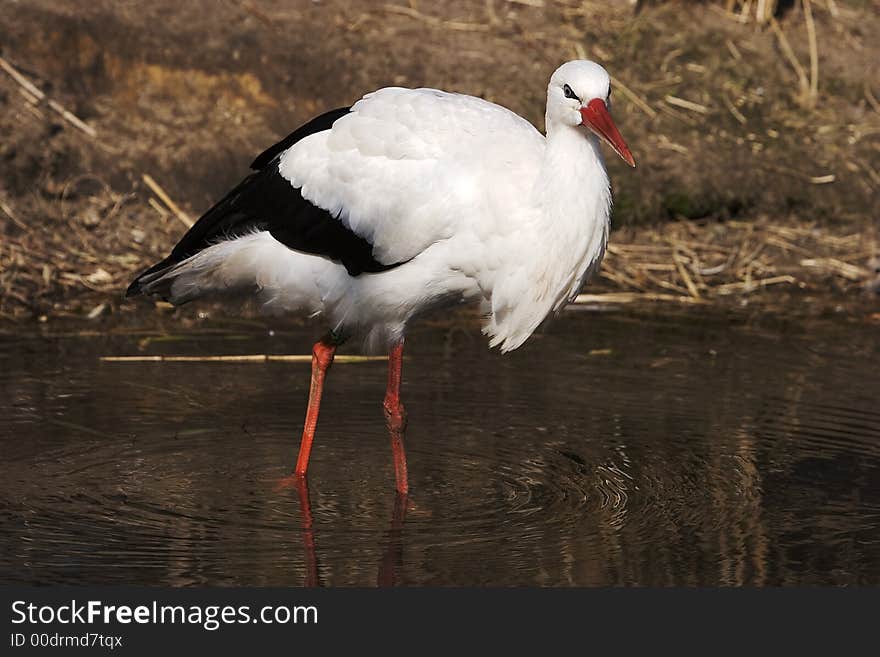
(1, 310), (879, 586)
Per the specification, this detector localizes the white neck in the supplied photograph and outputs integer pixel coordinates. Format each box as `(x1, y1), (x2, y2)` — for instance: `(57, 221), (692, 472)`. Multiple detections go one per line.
(484, 118), (612, 352)
(535, 118), (611, 228)
(529, 119), (611, 297)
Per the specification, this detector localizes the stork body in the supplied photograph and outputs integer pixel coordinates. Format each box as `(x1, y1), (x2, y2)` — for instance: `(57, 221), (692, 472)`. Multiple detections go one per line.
(127, 60), (635, 494)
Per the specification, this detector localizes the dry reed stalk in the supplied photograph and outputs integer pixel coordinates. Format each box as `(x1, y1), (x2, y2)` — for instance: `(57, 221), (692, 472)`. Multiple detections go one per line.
(713, 275), (796, 295)
(672, 249), (702, 299)
(769, 17), (810, 105)
(657, 134), (689, 154)
(570, 41), (657, 119)
(0, 57), (42, 98)
(710, 2), (749, 23)
(721, 92), (747, 124)
(639, 271), (692, 296)
(611, 76), (658, 119)
(574, 292), (709, 305)
(633, 263), (676, 272)
(47, 100), (98, 138)
(726, 39), (743, 61)
(383, 4), (490, 31)
(0, 56), (97, 138)
(100, 354), (389, 363)
(655, 102), (699, 126)
(803, 0), (819, 108)
(147, 197), (170, 221)
(723, 0), (778, 23)
(599, 264), (649, 291)
(764, 235), (812, 254)
(608, 244), (673, 254)
(21, 102), (44, 121)
(864, 83), (880, 115)
(18, 86), (41, 106)
(0, 198), (28, 231)
(756, 0), (777, 23)
(668, 240), (733, 254)
(799, 258), (869, 280)
(584, 216), (873, 304)
(677, 244), (708, 286)
(142, 174), (194, 228)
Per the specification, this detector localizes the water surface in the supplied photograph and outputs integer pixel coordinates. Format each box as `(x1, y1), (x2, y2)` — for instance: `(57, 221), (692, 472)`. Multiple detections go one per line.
(1, 310), (878, 585)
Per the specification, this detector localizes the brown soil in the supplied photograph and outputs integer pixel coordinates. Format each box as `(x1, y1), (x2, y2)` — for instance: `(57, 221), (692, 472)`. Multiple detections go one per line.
(0, 0), (877, 321)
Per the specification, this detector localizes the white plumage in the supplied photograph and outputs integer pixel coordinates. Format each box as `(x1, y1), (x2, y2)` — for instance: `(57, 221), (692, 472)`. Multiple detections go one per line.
(147, 61), (633, 353)
(130, 59), (635, 494)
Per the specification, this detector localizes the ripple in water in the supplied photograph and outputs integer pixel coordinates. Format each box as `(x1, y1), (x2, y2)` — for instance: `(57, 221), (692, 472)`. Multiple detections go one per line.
(0, 313), (878, 585)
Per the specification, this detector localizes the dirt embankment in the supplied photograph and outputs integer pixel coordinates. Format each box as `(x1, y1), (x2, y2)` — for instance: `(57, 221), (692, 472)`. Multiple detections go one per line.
(0, 0), (877, 320)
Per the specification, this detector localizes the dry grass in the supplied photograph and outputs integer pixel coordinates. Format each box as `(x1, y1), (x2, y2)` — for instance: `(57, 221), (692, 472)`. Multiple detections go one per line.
(2, 191), (874, 321)
(0, 0), (877, 321)
(586, 216), (877, 305)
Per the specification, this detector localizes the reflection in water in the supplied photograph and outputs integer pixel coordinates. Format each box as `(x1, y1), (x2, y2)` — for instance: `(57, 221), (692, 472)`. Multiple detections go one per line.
(376, 493), (408, 587)
(289, 476), (320, 587)
(278, 475), (408, 587)
(0, 311), (878, 585)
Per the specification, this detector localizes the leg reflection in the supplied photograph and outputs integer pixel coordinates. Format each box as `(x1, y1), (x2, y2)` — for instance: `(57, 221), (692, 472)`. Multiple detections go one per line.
(377, 492), (408, 587)
(293, 476), (321, 587)
(290, 479), (409, 587)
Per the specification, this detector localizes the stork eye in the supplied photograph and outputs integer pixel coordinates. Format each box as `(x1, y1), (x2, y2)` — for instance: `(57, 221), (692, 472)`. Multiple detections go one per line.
(563, 84), (580, 101)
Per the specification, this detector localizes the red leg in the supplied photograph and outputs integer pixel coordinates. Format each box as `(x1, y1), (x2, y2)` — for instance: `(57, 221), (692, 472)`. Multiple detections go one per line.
(294, 335), (337, 477)
(383, 341), (409, 495)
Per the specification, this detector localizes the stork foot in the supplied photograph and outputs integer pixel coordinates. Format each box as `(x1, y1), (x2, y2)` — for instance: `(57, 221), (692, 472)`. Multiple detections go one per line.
(274, 472), (307, 492)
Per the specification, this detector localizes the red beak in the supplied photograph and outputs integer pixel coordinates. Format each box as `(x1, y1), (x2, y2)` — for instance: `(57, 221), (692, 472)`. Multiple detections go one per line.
(579, 99), (636, 168)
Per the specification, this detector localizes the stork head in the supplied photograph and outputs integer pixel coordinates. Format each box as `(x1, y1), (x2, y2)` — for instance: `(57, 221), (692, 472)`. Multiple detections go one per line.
(547, 60), (635, 167)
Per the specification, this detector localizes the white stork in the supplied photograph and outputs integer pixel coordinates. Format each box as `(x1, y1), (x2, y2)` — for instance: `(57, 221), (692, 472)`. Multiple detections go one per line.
(127, 60), (635, 495)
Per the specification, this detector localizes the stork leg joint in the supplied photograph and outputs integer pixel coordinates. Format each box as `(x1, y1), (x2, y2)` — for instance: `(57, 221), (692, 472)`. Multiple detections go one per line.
(383, 396), (407, 433)
(311, 339), (336, 371)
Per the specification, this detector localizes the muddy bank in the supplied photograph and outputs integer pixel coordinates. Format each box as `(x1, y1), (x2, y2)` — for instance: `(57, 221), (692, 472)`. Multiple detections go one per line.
(0, 0), (878, 320)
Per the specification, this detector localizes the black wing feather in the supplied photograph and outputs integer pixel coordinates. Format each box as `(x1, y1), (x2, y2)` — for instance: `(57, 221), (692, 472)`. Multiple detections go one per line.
(249, 106), (351, 171)
(127, 107), (403, 297)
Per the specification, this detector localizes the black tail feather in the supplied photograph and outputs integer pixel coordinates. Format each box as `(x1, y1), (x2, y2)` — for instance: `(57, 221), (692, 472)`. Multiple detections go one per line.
(125, 105), (405, 301)
(125, 256), (176, 298)
(126, 107), (352, 300)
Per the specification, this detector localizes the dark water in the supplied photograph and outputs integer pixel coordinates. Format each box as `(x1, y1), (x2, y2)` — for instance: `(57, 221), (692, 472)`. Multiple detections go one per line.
(1, 310), (879, 586)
